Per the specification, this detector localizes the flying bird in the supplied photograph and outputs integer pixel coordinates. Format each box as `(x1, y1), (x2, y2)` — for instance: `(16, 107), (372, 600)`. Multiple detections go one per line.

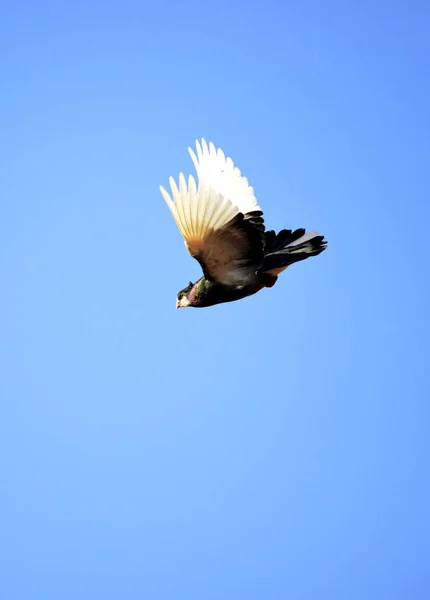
(160, 139), (327, 309)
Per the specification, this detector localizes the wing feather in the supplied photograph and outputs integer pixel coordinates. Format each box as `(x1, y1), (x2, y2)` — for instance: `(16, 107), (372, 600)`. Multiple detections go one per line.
(160, 140), (265, 285)
(188, 138), (261, 216)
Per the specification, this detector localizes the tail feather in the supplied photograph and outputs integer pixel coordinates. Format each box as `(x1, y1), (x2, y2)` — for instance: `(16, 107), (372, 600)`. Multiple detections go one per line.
(262, 228), (327, 275)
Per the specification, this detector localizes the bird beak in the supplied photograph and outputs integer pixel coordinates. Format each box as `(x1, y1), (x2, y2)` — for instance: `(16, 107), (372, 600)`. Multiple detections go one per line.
(176, 299), (180, 309)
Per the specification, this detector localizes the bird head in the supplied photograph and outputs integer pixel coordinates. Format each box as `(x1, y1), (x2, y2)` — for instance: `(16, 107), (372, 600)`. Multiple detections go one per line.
(176, 281), (195, 309)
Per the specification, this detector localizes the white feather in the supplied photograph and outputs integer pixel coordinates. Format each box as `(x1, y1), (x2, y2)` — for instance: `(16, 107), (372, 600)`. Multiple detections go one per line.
(160, 174), (238, 254)
(188, 139), (261, 215)
(160, 139), (260, 251)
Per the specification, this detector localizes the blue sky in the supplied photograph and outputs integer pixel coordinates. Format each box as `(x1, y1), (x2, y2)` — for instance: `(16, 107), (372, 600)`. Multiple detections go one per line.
(1, 1), (429, 598)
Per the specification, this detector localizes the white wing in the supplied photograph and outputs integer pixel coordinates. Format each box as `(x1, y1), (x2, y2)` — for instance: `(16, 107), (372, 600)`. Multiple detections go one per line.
(160, 173), (239, 255)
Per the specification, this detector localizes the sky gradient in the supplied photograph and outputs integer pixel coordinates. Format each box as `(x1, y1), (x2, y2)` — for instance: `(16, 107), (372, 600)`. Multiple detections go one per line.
(1, 1), (429, 598)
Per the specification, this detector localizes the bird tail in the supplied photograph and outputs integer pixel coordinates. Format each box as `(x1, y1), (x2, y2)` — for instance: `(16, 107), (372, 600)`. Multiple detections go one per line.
(262, 228), (327, 276)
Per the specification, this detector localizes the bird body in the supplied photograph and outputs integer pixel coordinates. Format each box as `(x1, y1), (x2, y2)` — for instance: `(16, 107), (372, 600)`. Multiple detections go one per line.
(160, 140), (327, 309)
(178, 276), (264, 309)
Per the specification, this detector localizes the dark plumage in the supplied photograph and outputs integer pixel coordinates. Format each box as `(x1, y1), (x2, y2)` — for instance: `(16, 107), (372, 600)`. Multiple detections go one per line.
(160, 140), (327, 309)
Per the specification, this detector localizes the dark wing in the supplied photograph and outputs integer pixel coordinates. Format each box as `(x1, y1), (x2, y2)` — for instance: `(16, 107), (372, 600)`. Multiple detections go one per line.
(194, 210), (265, 285)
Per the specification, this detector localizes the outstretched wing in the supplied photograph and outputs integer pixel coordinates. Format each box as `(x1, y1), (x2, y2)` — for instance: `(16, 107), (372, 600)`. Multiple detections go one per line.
(160, 139), (265, 286)
(160, 171), (265, 286)
(188, 139), (261, 215)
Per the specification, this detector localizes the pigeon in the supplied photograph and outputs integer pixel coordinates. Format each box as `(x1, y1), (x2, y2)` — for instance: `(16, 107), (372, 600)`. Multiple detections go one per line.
(160, 139), (327, 309)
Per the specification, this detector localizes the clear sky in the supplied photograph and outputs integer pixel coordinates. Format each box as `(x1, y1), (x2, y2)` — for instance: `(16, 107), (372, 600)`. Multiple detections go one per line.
(1, 1), (429, 598)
